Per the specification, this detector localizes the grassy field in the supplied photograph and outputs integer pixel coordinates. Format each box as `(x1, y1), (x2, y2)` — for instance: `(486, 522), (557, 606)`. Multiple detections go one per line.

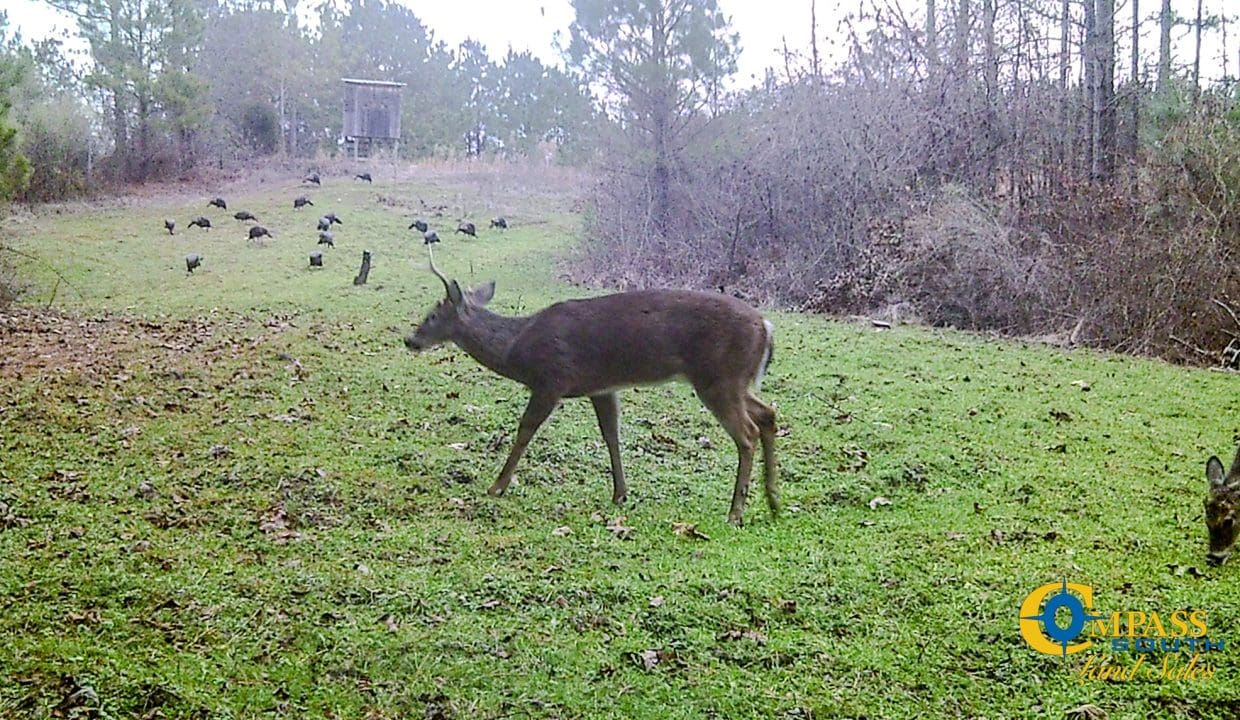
(1, 169), (1239, 719)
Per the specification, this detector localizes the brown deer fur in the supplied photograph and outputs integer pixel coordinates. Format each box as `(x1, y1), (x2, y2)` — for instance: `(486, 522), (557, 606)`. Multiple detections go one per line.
(405, 252), (778, 525)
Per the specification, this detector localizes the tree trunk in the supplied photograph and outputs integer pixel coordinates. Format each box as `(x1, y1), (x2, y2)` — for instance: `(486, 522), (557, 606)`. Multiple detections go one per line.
(1089, 0), (1116, 182)
(1130, 0), (1141, 176)
(810, 0), (821, 81)
(650, 3), (671, 237)
(1083, 0), (1096, 178)
(1158, 0), (1172, 93)
(107, 0), (130, 181)
(1193, 0), (1204, 94)
(982, 0), (997, 188)
(1059, 0), (1071, 187)
(953, 0), (971, 74)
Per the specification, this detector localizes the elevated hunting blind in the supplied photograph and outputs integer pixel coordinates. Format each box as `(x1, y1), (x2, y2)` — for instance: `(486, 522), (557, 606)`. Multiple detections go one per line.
(341, 78), (405, 159)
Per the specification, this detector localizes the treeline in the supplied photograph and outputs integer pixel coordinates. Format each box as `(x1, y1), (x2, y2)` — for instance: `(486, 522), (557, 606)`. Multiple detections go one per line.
(0, 0), (596, 199)
(571, 0), (1240, 365)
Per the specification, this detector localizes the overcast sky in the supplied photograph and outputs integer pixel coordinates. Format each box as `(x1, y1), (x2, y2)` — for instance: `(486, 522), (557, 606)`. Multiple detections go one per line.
(4, 0), (1232, 87)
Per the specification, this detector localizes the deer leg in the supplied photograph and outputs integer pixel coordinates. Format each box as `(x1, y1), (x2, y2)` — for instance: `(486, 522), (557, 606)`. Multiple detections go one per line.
(696, 383), (758, 526)
(748, 394), (780, 518)
(590, 393), (626, 505)
(488, 392), (559, 497)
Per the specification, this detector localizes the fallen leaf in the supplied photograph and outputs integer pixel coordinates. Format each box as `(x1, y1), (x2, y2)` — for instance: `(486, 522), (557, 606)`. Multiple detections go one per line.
(1071, 380), (1092, 391)
(649, 595), (665, 607)
(1065, 704), (1107, 720)
(1169, 564), (1206, 579)
(945, 531), (965, 541)
(718, 628), (768, 644)
(637, 649), (660, 670)
(447, 442), (468, 451)
(671, 522), (710, 541)
(551, 525), (573, 537)
(606, 517), (634, 539)
(868, 496), (892, 510)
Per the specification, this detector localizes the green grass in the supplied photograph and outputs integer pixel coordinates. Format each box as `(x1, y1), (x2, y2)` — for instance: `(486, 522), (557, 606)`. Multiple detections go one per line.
(2, 172), (1239, 719)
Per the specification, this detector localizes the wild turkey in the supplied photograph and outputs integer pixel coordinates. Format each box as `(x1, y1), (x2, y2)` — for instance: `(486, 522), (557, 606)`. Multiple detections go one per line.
(317, 216), (331, 232)
(304, 172), (321, 185)
(490, 217), (508, 230)
(456, 221), (476, 237)
(164, 218), (176, 235)
(208, 197), (227, 210)
(309, 252), (323, 267)
(185, 253), (202, 273)
(188, 216), (212, 230)
(325, 212), (343, 225)
(248, 225), (272, 241)
(293, 196), (313, 210)
(409, 218), (429, 233)
(423, 230), (440, 245)
(355, 172), (372, 183)
(234, 210), (257, 222)
(317, 230), (334, 248)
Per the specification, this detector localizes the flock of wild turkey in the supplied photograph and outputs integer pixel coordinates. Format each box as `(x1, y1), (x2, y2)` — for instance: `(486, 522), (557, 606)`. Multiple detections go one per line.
(170, 171), (509, 274)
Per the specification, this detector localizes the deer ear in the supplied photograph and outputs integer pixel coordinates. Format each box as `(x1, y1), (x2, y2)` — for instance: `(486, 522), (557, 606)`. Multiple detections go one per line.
(447, 280), (465, 306)
(1230, 445), (1240, 477)
(469, 281), (496, 306)
(1208, 456), (1227, 489)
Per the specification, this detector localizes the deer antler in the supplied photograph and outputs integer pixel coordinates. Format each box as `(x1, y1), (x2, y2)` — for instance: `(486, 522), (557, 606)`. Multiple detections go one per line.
(426, 244), (451, 296)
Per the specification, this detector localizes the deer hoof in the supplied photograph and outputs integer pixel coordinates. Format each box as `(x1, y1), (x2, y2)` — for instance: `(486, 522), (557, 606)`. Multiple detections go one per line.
(612, 492), (627, 505)
(727, 512), (744, 527)
(487, 483), (507, 497)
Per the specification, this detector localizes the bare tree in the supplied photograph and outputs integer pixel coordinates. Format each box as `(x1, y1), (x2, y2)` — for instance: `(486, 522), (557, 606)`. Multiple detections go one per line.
(1087, 0), (1117, 181)
(1193, 0), (1204, 93)
(1158, 0), (1173, 93)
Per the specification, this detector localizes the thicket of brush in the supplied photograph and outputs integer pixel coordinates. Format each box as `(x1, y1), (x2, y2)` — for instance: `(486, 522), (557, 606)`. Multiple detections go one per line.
(573, 5), (1240, 366)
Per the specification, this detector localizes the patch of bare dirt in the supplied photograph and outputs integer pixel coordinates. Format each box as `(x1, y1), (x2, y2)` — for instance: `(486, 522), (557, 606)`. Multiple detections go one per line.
(0, 307), (295, 382)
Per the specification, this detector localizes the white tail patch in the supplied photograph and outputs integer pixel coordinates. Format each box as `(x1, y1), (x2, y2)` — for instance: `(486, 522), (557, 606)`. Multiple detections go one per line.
(754, 319), (775, 391)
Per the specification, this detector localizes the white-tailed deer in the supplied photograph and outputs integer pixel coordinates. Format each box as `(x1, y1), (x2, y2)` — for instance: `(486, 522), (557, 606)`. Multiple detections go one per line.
(1205, 444), (1240, 565)
(405, 249), (778, 525)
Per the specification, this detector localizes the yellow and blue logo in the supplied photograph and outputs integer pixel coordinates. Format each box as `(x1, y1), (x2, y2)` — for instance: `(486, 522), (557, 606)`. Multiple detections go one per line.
(1018, 579), (1224, 682)
(1019, 580), (1105, 655)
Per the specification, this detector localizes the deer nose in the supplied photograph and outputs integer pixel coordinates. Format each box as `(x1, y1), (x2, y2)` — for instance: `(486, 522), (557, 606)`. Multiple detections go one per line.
(1206, 551), (1230, 566)
(404, 335), (421, 351)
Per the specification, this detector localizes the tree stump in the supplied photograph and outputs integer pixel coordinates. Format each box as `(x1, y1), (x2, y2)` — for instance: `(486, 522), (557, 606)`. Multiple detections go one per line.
(353, 250), (371, 285)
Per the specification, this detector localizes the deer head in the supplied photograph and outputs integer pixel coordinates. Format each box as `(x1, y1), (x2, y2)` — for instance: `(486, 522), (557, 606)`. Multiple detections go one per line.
(404, 248), (494, 351)
(1205, 444), (1240, 565)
